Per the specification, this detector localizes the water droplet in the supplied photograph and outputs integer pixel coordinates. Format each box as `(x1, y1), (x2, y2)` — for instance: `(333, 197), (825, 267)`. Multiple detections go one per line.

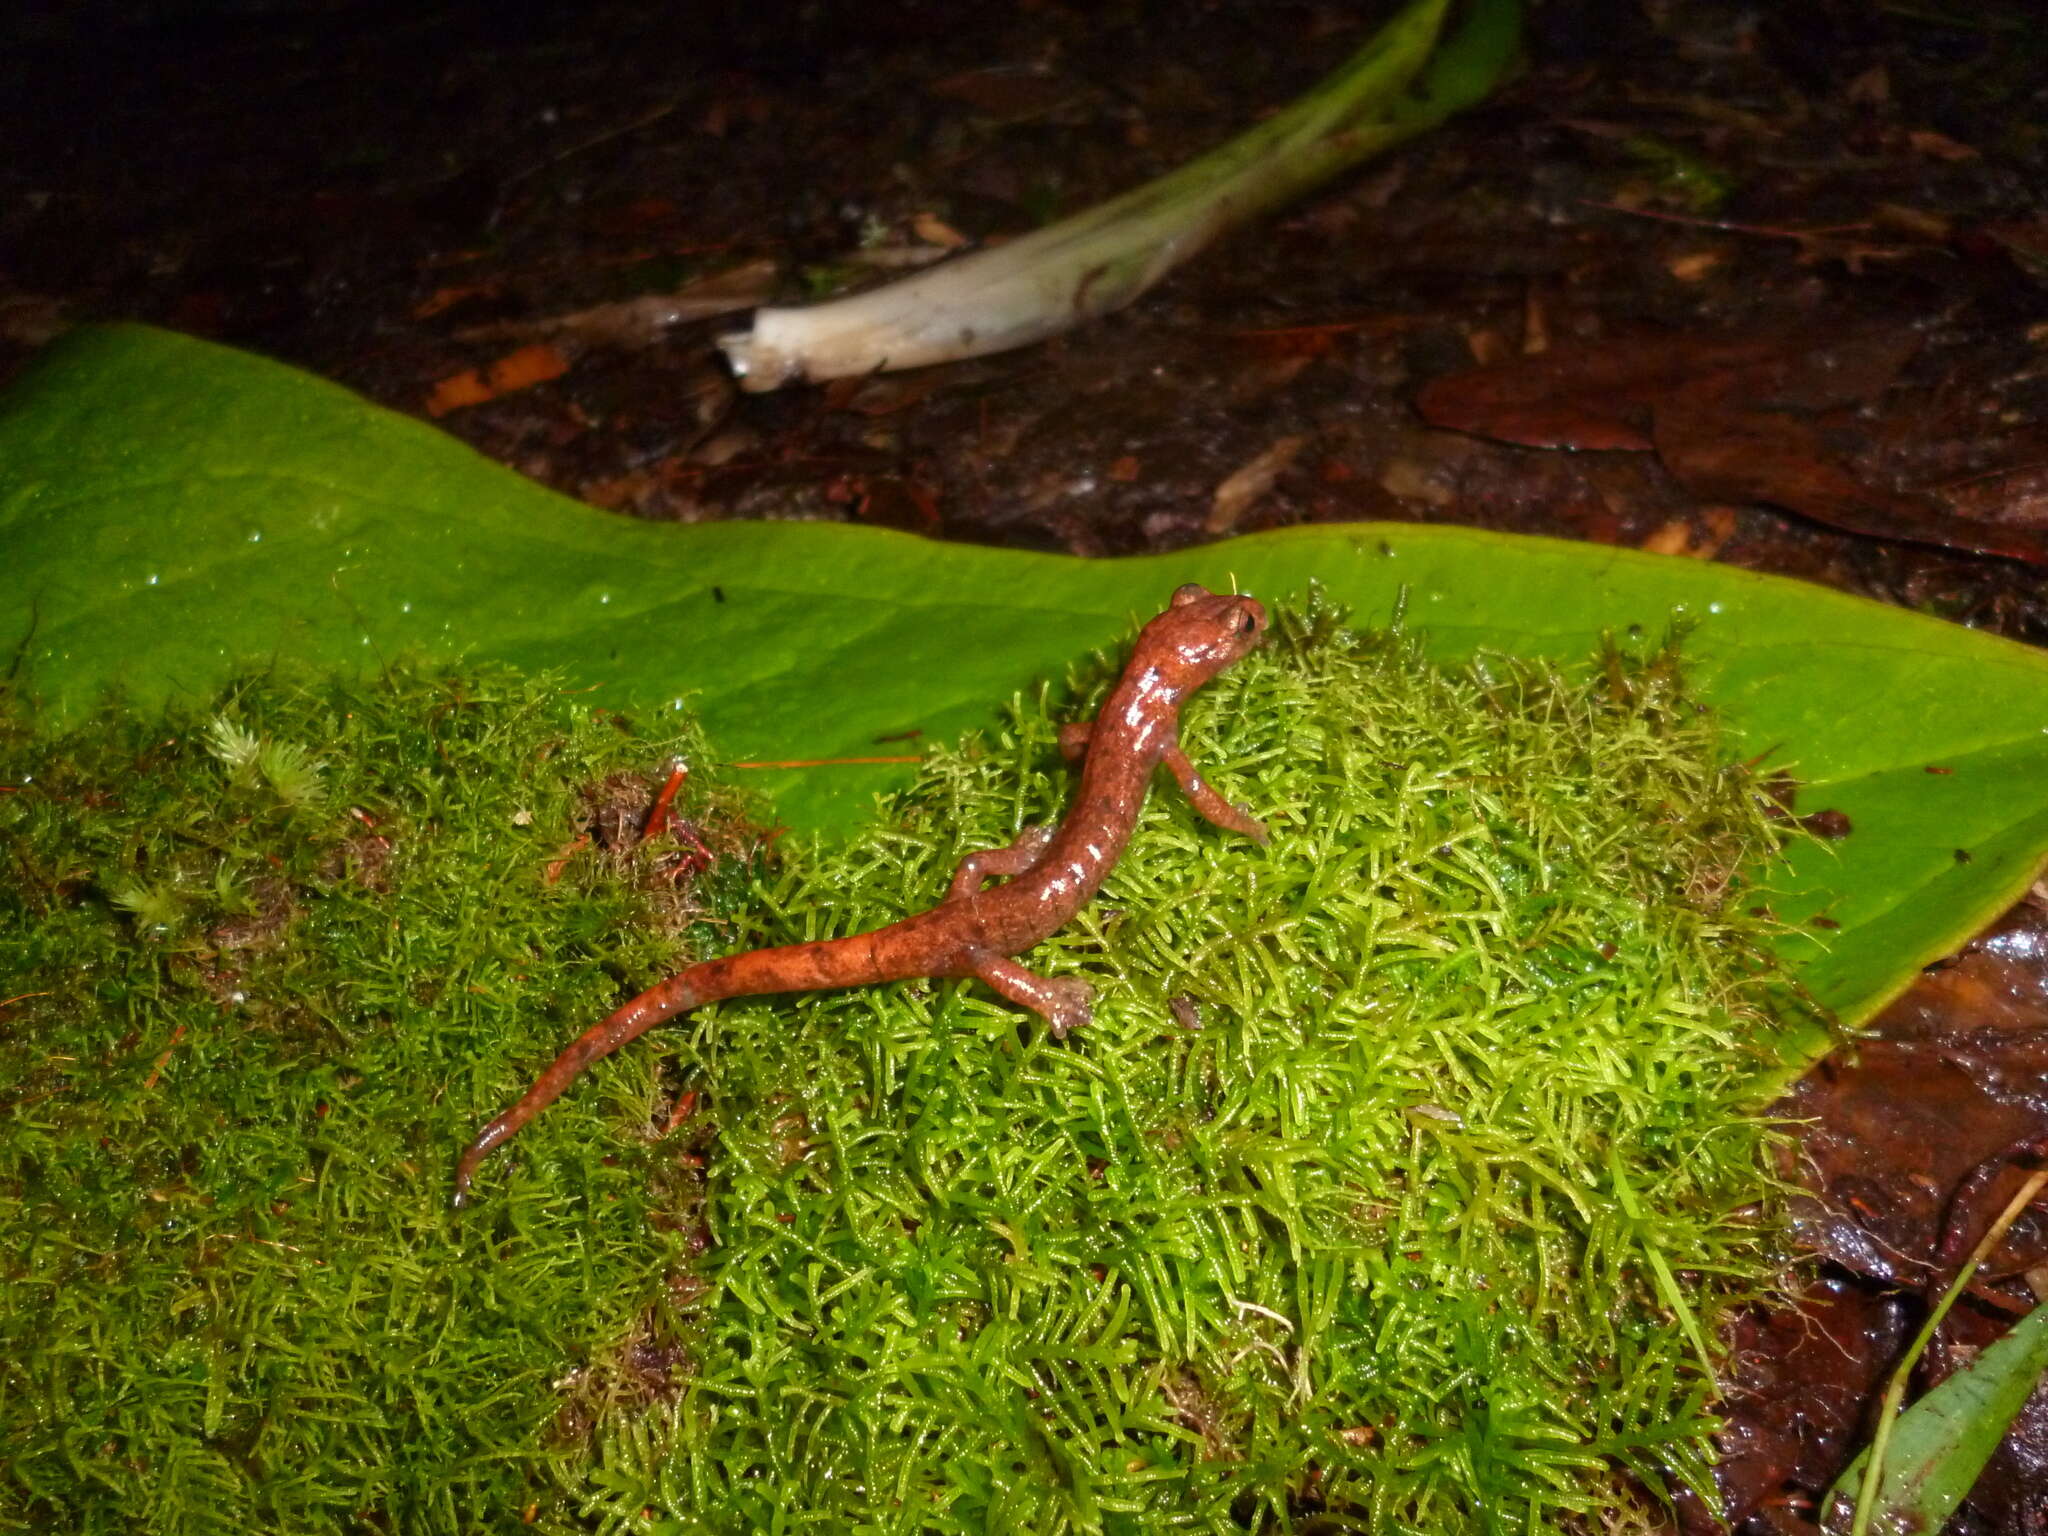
(1708, 601), (1724, 615)
(146, 573), (159, 586)
(246, 529), (263, 543)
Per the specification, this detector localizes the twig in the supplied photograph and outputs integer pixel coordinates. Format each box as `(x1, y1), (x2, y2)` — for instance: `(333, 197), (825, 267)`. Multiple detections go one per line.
(141, 1024), (187, 1091)
(1578, 198), (1872, 242)
(661, 1088), (699, 1138)
(641, 759), (689, 843)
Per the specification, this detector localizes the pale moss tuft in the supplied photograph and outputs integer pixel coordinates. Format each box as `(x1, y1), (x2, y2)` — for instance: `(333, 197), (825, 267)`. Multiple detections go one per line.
(204, 710), (326, 806)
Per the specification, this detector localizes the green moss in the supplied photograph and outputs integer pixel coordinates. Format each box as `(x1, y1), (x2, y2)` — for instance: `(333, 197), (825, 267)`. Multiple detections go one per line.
(0, 665), (762, 1533)
(584, 603), (1809, 1533)
(0, 607), (1811, 1533)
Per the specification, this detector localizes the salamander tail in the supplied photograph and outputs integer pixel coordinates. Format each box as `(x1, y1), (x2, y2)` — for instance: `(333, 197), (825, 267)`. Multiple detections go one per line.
(450, 970), (704, 1207)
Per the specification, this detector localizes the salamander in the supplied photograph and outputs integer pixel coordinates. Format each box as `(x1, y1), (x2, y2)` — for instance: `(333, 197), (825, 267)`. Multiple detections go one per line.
(451, 582), (1269, 1206)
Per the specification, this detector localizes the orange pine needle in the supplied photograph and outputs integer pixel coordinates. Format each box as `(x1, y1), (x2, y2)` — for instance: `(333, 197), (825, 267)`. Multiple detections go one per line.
(727, 754), (921, 770)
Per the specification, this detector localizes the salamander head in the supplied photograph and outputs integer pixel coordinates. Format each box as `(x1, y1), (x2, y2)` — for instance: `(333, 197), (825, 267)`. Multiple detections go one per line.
(1138, 583), (1268, 689)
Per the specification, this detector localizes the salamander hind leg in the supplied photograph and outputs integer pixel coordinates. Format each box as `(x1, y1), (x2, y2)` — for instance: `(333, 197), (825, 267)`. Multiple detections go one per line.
(970, 954), (1094, 1038)
(947, 824), (1055, 900)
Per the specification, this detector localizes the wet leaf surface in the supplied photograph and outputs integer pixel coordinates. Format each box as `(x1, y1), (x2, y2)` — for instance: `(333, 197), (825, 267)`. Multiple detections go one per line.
(9, 324), (2048, 1081)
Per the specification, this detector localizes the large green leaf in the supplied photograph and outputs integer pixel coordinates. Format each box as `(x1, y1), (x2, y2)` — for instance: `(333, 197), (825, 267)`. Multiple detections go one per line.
(7, 324), (2048, 1064)
(1822, 1303), (2048, 1536)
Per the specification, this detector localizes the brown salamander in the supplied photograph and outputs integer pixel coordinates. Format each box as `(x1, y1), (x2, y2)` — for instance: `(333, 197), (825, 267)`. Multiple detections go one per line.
(451, 582), (1269, 1206)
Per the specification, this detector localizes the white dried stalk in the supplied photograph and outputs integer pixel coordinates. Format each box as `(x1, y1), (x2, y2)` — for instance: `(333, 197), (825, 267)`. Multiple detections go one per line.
(720, 0), (1475, 391)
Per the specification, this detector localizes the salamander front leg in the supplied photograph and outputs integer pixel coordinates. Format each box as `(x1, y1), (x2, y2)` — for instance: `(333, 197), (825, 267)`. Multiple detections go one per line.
(970, 954), (1095, 1038)
(1065, 721), (1265, 844)
(947, 824), (1055, 900)
(1162, 742), (1267, 844)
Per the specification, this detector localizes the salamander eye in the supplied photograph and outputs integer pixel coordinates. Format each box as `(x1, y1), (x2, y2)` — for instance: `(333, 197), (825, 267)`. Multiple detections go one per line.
(1236, 611), (1257, 635)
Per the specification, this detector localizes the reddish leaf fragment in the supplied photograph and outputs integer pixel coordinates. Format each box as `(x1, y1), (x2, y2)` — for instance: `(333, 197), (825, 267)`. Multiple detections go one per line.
(1936, 463), (2048, 530)
(412, 282), (501, 321)
(1420, 326), (1921, 455)
(1654, 390), (2048, 567)
(426, 343), (572, 417)
(1425, 324), (2048, 563)
(826, 373), (944, 416)
(840, 475), (940, 533)
(1416, 332), (1788, 451)
(1977, 220), (2048, 280)
(926, 65), (1079, 121)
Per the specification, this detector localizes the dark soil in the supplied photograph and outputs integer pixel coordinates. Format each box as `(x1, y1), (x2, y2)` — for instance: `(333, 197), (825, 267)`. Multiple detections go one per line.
(6, 1), (2046, 1528)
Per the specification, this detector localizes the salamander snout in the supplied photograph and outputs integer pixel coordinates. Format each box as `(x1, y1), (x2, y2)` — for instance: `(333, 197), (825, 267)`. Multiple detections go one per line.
(1154, 583), (1268, 682)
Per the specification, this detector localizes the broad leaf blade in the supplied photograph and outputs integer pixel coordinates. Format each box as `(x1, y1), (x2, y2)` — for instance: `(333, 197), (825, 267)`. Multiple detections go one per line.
(1822, 1304), (2048, 1535)
(6, 324), (2048, 1064)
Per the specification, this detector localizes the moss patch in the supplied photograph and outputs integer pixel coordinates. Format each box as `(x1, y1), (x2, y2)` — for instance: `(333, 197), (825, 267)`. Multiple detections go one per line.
(0, 665), (761, 1532)
(586, 604), (1809, 1533)
(2, 606), (1809, 1533)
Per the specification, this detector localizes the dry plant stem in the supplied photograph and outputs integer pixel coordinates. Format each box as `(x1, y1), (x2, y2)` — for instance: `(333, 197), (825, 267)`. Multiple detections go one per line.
(640, 760), (689, 842)
(718, 0), (1463, 388)
(1849, 1166), (2048, 1536)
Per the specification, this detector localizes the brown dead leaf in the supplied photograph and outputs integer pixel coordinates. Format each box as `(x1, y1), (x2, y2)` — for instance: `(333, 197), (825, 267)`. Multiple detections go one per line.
(412, 282), (502, 321)
(0, 292), (70, 347)
(1844, 64), (1890, 105)
(1418, 332), (1788, 450)
(1875, 203), (1952, 242)
(1206, 435), (1307, 533)
(926, 64), (1079, 121)
(1935, 463), (2048, 529)
(1641, 517), (1692, 557)
(1665, 250), (1724, 283)
(1420, 326), (1920, 449)
(1421, 323), (2048, 564)
(911, 212), (970, 249)
(1377, 455), (1454, 509)
(1981, 220), (2048, 281)
(1640, 506), (1736, 559)
(1908, 128), (1979, 162)
(824, 373), (943, 416)
(1655, 379), (2048, 566)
